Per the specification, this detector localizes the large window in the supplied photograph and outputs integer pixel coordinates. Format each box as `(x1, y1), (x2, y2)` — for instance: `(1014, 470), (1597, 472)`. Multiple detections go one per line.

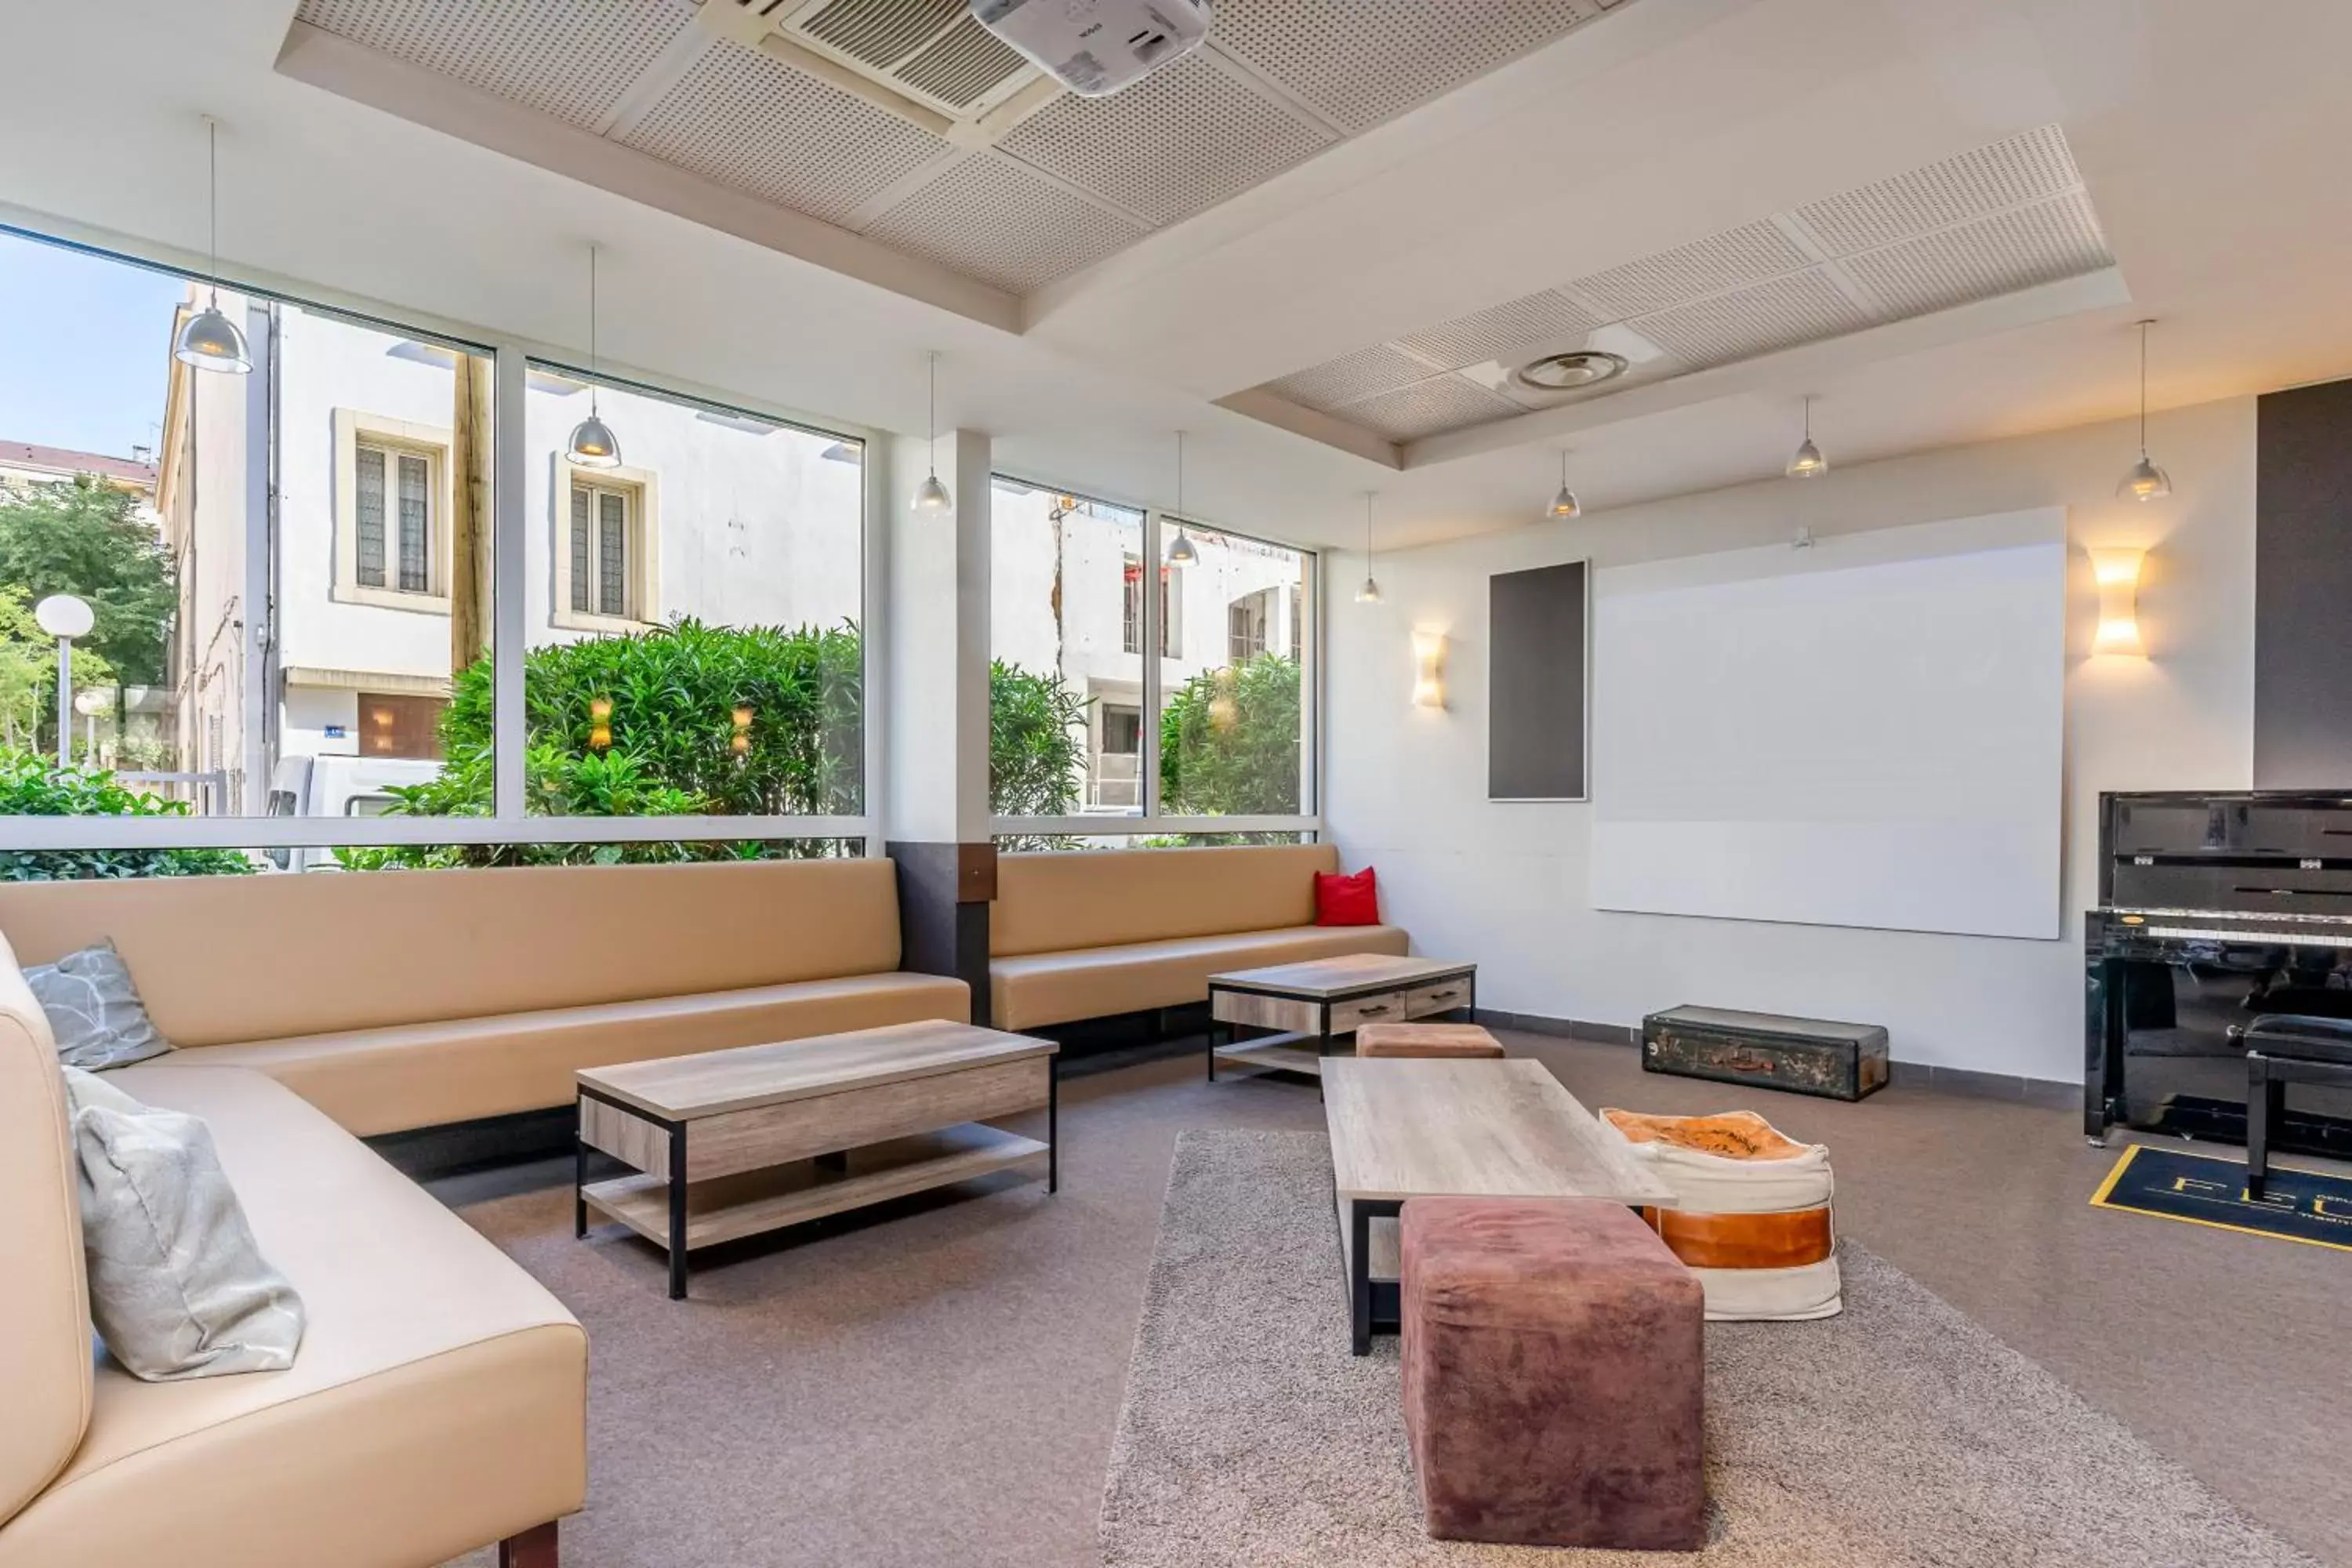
(990, 475), (1317, 848)
(0, 227), (873, 874)
(522, 367), (865, 828)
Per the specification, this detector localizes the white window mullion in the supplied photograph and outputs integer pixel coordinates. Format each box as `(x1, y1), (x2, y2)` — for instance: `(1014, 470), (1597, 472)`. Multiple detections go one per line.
(492, 345), (527, 820)
(1140, 508), (1162, 823)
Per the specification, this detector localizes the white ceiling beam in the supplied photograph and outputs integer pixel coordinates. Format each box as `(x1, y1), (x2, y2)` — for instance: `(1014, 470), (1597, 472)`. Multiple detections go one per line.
(1214, 388), (1402, 469)
(274, 21), (1019, 334)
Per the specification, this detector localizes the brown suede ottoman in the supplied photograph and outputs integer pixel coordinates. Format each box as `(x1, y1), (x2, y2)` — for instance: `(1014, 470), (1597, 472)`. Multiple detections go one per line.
(1400, 1196), (1705, 1550)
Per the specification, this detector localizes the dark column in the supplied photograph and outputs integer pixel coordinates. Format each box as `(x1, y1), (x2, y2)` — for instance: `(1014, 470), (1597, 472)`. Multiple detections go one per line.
(2255, 378), (2352, 786)
(887, 841), (996, 1026)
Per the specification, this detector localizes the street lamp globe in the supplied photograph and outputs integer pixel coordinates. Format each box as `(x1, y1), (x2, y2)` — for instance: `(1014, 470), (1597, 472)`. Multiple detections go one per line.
(34, 595), (93, 639)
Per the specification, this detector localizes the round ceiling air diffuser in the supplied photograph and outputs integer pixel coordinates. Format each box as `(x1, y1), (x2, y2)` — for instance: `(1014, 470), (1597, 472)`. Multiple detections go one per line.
(1514, 350), (1629, 391)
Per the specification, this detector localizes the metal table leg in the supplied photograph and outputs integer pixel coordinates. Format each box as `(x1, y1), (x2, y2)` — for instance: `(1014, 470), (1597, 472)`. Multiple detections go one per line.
(667, 1120), (690, 1301)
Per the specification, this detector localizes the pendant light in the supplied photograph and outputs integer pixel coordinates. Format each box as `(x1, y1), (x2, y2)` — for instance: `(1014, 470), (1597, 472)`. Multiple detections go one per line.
(564, 245), (621, 467)
(1164, 430), (1198, 565)
(1785, 395), (1827, 479)
(1355, 492), (1384, 604)
(911, 351), (953, 513)
(174, 117), (252, 375)
(1547, 449), (1581, 521)
(2117, 319), (2172, 503)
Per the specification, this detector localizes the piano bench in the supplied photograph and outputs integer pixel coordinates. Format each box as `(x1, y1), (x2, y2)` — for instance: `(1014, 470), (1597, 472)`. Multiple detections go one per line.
(2243, 1014), (2352, 1196)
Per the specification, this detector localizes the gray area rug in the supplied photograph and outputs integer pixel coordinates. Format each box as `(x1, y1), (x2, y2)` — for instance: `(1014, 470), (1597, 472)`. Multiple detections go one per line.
(1099, 1129), (2321, 1567)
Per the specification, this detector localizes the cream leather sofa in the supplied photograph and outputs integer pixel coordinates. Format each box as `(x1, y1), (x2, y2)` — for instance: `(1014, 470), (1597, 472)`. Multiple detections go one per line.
(0, 936), (586, 1568)
(989, 843), (1409, 1030)
(0, 857), (969, 1137)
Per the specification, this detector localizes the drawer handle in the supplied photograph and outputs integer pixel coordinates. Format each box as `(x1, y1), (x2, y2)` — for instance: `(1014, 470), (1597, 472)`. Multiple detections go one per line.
(1357, 1004), (1391, 1017)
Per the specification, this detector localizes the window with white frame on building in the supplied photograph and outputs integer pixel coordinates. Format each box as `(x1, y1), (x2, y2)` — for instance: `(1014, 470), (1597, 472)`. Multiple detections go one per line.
(1228, 585), (1276, 662)
(568, 480), (636, 619)
(1120, 555), (1181, 658)
(354, 441), (436, 593)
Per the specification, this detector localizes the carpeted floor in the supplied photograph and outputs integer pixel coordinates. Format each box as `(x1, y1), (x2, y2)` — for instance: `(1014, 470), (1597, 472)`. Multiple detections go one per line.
(1098, 1129), (2321, 1567)
(423, 1034), (2352, 1567)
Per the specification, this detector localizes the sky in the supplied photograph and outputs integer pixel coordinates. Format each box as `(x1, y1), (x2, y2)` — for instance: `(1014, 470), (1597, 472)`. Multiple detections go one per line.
(0, 229), (186, 461)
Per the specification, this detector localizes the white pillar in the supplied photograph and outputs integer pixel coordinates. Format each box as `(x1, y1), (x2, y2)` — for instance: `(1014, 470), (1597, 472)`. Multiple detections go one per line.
(884, 427), (992, 843)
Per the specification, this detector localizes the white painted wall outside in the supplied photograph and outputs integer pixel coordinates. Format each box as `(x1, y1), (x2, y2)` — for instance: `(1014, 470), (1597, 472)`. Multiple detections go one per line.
(1324, 397), (2257, 1084)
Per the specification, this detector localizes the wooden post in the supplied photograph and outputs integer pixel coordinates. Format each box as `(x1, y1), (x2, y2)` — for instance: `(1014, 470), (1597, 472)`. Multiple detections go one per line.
(450, 350), (495, 673)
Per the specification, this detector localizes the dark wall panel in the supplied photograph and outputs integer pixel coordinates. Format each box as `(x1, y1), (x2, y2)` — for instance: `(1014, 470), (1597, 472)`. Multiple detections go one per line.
(2255, 378), (2352, 787)
(1488, 560), (1588, 800)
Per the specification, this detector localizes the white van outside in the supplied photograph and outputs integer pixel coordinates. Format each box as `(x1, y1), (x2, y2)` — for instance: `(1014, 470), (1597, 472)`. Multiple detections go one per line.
(263, 755), (442, 871)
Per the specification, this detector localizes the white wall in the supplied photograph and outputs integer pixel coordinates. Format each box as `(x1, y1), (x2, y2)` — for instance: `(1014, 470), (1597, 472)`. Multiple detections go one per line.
(1325, 397), (2257, 1083)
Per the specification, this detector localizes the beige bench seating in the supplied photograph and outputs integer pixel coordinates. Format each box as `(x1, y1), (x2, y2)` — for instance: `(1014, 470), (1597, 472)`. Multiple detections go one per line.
(989, 844), (1408, 1031)
(0, 858), (969, 1137)
(0, 946), (586, 1568)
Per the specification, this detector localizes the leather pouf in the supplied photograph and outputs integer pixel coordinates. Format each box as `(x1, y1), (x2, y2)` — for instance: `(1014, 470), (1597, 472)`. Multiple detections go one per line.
(1400, 1196), (1705, 1551)
(1354, 1022), (1504, 1058)
(1601, 1108), (1842, 1322)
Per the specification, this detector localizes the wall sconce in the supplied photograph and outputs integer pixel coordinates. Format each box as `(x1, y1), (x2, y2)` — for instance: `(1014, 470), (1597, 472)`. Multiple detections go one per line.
(1412, 630), (1447, 708)
(2090, 549), (2146, 656)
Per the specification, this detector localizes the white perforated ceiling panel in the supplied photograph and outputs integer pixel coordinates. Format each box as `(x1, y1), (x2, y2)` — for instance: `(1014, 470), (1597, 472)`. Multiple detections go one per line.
(1838, 193), (2112, 319)
(1254, 123), (2116, 445)
(997, 53), (1332, 227)
(1212, 0), (1608, 133)
(296, 0), (691, 129)
(1265, 344), (1442, 413)
(1341, 374), (1522, 441)
(1629, 268), (1870, 370)
(622, 42), (949, 227)
(1395, 289), (1598, 370)
(1571, 221), (1815, 321)
(863, 154), (1146, 294)
(1793, 125), (2085, 257)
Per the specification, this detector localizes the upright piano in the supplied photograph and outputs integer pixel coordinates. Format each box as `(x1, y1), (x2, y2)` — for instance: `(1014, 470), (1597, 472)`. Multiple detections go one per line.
(2085, 790), (2352, 1154)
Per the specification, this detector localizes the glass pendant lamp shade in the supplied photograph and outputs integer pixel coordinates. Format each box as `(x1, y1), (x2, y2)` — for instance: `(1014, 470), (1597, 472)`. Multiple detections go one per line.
(2118, 455), (2172, 503)
(180, 118), (251, 375)
(1354, 573), (1384, 604)
(912, 473), (953, 512)
(2118, 321), (2172, 503)
(566, 412), (621, 468)
(176, 304), (251, 374)
(1786, 397), (1827, 479)
(1356, 491), (1384, 604)
(1546, 451), (1580, 519)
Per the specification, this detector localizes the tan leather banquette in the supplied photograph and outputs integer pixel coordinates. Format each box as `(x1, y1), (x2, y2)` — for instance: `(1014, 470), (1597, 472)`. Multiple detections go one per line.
(988, 843), (1408, 1030)
(0, 932), (586, 1567)
(0, 858), (968, 1137)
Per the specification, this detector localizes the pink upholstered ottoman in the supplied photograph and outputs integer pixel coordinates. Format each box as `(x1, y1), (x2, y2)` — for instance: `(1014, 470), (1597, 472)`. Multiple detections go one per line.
(1400, 1196), (1705, 1551)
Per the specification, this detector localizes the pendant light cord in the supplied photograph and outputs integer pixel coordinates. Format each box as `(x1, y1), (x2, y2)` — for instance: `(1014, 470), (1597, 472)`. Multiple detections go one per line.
(927, 352), (938, 479)
(1364, 492), (1375, 568)
(2137, 321), (2150, 458)
(587, 245), (600, 419)
(1175, 430), (1185, 528)
(205, 118), (220, 306)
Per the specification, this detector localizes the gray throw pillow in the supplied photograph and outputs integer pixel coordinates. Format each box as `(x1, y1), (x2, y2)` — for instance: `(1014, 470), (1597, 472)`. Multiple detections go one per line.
(28, 939), (172, 1070)
(62, 1066), (306, 1381)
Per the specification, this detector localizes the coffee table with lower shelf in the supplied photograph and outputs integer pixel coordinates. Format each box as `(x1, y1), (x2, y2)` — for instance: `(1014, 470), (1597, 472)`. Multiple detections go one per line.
(1323, 1057), (1678, 1353)
(1207, 953), (1476, 1082)
(575, 1019), (1058, 1298)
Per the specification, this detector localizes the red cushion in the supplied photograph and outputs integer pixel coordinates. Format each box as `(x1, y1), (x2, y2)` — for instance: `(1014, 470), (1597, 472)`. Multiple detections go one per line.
(1316, 867), (1379, 926)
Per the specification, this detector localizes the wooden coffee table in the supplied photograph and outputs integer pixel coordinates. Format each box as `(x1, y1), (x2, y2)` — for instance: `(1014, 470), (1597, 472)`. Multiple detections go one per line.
(1207, 953), (1475, 1082)
(1323, 1058), (1677, 1353)
(574, 1020), (1057, 1298)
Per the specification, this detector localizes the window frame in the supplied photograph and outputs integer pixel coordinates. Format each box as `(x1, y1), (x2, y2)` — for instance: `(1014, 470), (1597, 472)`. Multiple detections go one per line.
(332, 408), (453, 614)
(989, 471), (1322, 844)
(0, 225), (881, 855)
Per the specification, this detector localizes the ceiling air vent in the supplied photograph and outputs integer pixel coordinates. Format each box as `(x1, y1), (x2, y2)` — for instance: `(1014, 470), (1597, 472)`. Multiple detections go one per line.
(895, 16), (1028, 111)
(802, 0), (964, 69)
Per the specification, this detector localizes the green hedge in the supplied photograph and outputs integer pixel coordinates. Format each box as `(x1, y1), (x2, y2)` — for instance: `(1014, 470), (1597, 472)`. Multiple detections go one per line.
(0, 749), (254, 880)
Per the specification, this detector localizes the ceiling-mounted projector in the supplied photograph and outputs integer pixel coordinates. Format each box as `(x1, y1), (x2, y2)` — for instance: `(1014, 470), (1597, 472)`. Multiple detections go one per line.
(972, 0), (1213, 97)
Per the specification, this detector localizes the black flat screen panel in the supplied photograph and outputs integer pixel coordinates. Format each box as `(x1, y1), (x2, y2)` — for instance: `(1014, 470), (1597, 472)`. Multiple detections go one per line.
(1488, 560), (1588, 800)
(2255, 377), (2352, 787)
